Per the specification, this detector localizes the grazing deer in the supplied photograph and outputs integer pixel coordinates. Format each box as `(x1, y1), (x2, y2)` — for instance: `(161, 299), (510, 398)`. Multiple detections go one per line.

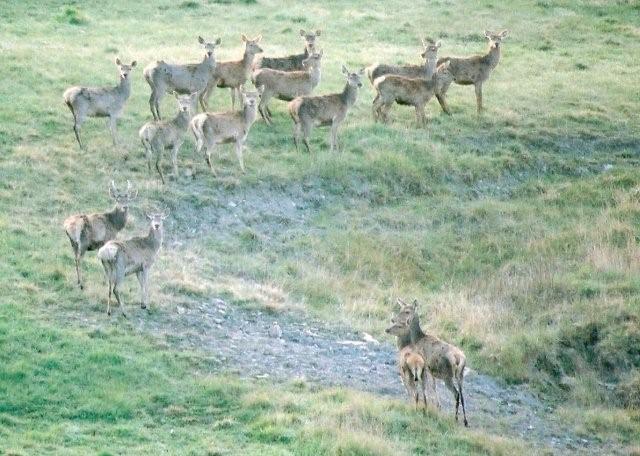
(288, 65), (364, 153)
(254, 29), (321, 72)
(436, 30), (509, 115)
(372, 58), (454, 126)
(63, 181), (137, 290)
(366, 39), (441, 84)
(190, 86), (263, 175)
(63, 58), (136, 150)
(97, 212), (167, 317)
(251, 50), (323, 126)
(389, 299), (468, 426)
(143, 36), (221, 120)
(139, 92), (198, 184)
(203, 34), (263, 110)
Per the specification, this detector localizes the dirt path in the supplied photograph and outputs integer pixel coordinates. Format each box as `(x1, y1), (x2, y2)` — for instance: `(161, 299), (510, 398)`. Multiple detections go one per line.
(72, 297), (616, 455)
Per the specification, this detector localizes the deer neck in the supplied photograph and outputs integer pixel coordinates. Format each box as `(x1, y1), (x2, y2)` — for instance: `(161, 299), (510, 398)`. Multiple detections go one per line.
(409, 314), (426, 343)
(486, 43), (501, 68)
(106, 205), (128, 230)
(309, 64), (321, 86)
(396, 332), (413, 350)
(117, 76), (132, 99)
(424, 56), (437, 79)
(146, 226), (164, 251)
(242, 49), (257, 70)
(172, 109), (192, 130)
(203, 54), (216, 71)
(243, 104), (258, 128)
(340, 82), (358, 107)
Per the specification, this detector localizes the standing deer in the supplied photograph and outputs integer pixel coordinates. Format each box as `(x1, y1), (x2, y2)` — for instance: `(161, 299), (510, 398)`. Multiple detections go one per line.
(190, 86), (263, 175)
(366, 38), (441, 84)
(398, 345), (428, 409)
(139, 92), (198, 184)
(97, 211), (168, 317)
(288, 65), (364, 153)
(372, 56), (454, 126)
(63, 181), (137, 290)
(436, 30), (509, 115)
(253, 29), (321, 72)
(251, 50), (323, 126)
(203, 34), (263, 110)
(143, 36), (221, 120)
(388, 299), (469, 426)
(63, 58), (137, 149)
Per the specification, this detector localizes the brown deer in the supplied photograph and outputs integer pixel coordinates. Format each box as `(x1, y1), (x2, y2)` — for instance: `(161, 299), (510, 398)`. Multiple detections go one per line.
(63, 58), (137, 149)
(203, 34), (263, 110)
(288, 65), (364, 153)
(251, 50), (323, 126)
(366, 39), (441, 84)
(399, 346), (428, 409)
(139, 92), (198, 184)
(253, 29), (321, 72)
(389, 299), (469, 426)
(144, 36), (221, 119)
(189, 86), (263, 175)
(436, 30), (508, 115)
(372, 58), (453, 126)
(97, 211), (167, 317)
(63, 181), (137, 290)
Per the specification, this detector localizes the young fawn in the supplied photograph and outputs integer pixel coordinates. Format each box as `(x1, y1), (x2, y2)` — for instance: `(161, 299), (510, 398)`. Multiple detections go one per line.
(366, 38), (441, 84)
(399, 346), (428, 408)
(144, 36), (221, 119)
(97, 212), (167, 317)
(254, 29), (321, 72)
(63, 181), (137, 290)
(436, 30), (509, 115)
(389, 299), (469, 426)
(190, 86), (263, 175)
(63, 58), (136, 149)
(139, 92), (198, 184)
(288, 65), (364, 153)
(204, 34), (263, 110)
(252, 50), (323, 126)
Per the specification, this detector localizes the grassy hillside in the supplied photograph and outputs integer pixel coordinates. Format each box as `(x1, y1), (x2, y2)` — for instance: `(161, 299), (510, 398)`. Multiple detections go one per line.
(1, 0), (640, 453)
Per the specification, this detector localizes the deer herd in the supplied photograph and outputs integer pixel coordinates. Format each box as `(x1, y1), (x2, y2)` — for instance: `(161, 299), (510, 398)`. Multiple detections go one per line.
(62, 27), (508, 426)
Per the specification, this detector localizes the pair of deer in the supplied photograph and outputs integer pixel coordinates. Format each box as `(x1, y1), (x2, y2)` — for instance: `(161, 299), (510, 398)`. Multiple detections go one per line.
(368, 30), (508, 125)
(63, 181), (167, 317)
(386, 298), (469, 427)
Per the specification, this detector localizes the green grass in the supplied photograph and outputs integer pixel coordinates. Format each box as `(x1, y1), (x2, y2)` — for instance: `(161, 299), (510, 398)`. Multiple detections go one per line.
(1, 0), (640, 453)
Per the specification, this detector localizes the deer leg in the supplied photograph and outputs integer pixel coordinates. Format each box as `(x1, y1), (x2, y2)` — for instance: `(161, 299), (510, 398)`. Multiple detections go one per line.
(74, 251), (83, 290)
(107, 281), (112, 316)
(372, 94), (381, 122)
(431, 375), (440, 409)
(108, 116), (118, 146)
(155, 156), (165, 185)
(112, 281), (126, 319)
(420, 371), (428, 409)
(203, 141), (218, 176)
(137, 268), (149, 310)
(301, 121), (312, 154)
(457, 376), (468, 427)
(436, 93), (452, 116)
(234, 139), (246, 174)
(171, 142), (181, 177)
(444, 377), (460, 422)
(475, 83), (483, 115)
(329, 120), (339, 152)
(230, 88), (236, 110)
(292, 122), (301, 152)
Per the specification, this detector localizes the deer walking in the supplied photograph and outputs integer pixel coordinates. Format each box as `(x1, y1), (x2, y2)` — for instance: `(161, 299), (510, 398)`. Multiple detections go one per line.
(97, 212), (167, 317)
(139, 92), (198, 184)
(63, 181), (137, 290)
(63, 58), (136, 149)
(253, 29), (321, 72)
(251, 50), (323, 126)
(436, 30), (508, 115)
(143, 36), (221, 120)
(388, 299), (469, 426)
(203, 34), (263, 110)
(190, 86), (263, 175)
(288, 65), (364, 153)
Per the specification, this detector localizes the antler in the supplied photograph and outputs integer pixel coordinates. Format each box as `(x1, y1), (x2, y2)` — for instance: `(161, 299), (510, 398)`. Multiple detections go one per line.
(422, 37), (435, 47)
(109, 180), (118, 199)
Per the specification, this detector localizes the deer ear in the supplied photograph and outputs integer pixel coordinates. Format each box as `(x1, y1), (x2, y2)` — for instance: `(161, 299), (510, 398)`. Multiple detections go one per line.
(299, 29), (306, 36)
(115, 57), (122, 65)
(435, 40), (442, 48)
(255, 34), (262, 42)
(315, 29), (322, 36)
(131, 60), (137, 67)
(358, 67), (365, 76)
(241, 34), (248, 42)
(215, 37), (222, 45)
(501, 30), (509, 38)
(198, 36), (205, 44)
(341, 64), (348, 75)
(412, 299), (418, 310)
(484, 30), (492, 38)
(318, 49), (323, 57)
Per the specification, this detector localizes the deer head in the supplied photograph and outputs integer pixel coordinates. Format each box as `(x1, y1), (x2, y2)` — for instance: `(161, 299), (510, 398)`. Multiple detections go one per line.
(300, 29), (322, 53)
(115, 58), (137, 80)
(198, 35), (222, 59)
(241, 34), (263, 55)
(485, 30), (508, 50)
(341, 65), (365, 88)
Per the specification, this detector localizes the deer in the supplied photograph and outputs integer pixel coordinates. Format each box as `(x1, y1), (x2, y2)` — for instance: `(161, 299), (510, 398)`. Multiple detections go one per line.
(190, 86), (263, 176)
(63, 58), (136, 150)
(372, 56), (454, 126)
(97, 211), (168, 317)
(202, 34), (263, 110)
(398, 346), (428, 409)
(436, 30), (509, 115)
(366, 38), (441, 84)
(251, 50), (323, 126)
(139, 92), (198, 184)
(63, 181), (137, 290)
(388, 299), (469, 426)
(288, 65), (364, 153)
(143, 36), (221, 120)
(253, 29), (321, 72)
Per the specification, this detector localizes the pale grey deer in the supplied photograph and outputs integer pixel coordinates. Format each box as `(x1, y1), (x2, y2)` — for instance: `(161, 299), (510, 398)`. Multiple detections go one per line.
(253, 29), (321, 72)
